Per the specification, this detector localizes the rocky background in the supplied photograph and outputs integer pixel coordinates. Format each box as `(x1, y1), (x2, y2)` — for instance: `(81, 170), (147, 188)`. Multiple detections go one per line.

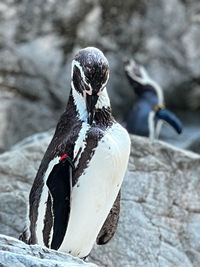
(0, 235), (97, 267)
(0, 133), (200, 266)
(0, 0), (200, 152)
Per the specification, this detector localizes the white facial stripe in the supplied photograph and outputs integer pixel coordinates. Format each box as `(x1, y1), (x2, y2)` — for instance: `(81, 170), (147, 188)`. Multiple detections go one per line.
(72, 60), (92, 91)
(71, 59), (111, 116)
(72, 59), (109, 94)
(71, 81), (88, 121)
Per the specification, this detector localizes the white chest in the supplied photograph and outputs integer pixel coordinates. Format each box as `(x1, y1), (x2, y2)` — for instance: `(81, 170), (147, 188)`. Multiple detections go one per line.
(59, 123), (130, 258)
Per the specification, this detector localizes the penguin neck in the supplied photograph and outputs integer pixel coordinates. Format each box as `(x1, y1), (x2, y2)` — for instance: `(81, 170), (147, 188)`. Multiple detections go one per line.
(70, 83), (113, 126)
(138, 91), (158, 107)
(71, 83), (88, 121)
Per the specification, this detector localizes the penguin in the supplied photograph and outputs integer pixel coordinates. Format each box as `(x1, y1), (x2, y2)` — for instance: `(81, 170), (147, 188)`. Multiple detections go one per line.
(20, 47), (131, 259)
(124, 59), (182, 140)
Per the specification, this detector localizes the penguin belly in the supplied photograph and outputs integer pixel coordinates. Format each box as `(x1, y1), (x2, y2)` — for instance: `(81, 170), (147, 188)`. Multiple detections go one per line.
(59, 123), (130, 258)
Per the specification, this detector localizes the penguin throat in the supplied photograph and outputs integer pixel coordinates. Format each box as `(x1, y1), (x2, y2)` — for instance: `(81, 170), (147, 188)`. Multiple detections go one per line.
(71, 83), (111, 123)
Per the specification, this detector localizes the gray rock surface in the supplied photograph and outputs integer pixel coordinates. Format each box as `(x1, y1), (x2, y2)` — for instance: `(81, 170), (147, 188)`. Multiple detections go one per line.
(0, 234), (97, 267)
(90, 136), (200, 267)
(0, 133), (51, 238)
(0, 0), (200, 151)
(0, 131), (200, 266)
(185, 135), (200, 154)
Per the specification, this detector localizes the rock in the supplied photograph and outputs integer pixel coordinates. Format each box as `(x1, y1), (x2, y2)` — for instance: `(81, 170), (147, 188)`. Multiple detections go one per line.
(0, 0), (200, 150)
(0, 89), (58, 153)
(0, 131), (200, 266)
(0, 133), (51, 238)
(0, 234), (97, 267)
(185, 135), (200, 154)
(0, 46), (63, 152)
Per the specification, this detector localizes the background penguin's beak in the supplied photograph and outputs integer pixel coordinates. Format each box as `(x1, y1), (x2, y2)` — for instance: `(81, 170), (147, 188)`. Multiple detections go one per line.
(86, 93), (99, 125)
(155, 108), (183, 134)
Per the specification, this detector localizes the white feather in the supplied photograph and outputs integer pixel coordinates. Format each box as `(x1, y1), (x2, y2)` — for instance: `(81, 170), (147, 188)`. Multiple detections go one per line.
(71, 81), (88, 121)
(73, 122), (90, 167)
(36, 156), (60, 246)
(155, 119), (163, 139)
(59, 123), (130, 258)
(148, 111), (155, 141)
(95, 88), (110, 109)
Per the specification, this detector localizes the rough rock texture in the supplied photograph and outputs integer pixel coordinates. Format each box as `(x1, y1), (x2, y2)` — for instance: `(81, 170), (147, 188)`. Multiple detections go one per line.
(0, 0), (200, 151)
(185, 135), (200, 154)
(90, 136), (200, 267)
(0, 133), (51, 238)
(159, 111), (200, 151)
(0, 132), (200, 266)
(0, 234), (97, 267)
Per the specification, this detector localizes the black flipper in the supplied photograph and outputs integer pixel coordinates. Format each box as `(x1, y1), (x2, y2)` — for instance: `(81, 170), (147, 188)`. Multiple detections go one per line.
(96, 190), (121, 245)
(46, 156), (74, 250)
(155, 108), (183, 134)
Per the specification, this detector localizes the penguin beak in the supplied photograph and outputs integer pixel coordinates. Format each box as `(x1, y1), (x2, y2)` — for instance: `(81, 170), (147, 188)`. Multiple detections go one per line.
(155, 108), (183, 134)
(86, 93), (99, 125)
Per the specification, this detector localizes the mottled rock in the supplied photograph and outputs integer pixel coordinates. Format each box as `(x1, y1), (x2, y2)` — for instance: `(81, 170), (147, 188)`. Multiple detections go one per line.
(0, 46), (63, 151)
(0, 133), (51, 238)
(0, 234), (97, 267)
(0, 131), (200, 266)
(0, 0), (200, 150)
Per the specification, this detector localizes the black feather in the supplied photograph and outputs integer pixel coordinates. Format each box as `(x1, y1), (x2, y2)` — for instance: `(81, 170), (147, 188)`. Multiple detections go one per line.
(46, 159), (71, 250)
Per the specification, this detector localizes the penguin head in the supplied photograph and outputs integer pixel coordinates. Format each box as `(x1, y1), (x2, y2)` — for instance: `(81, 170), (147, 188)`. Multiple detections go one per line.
(71, 47), (110, 125)
(124, 59), (163, 103)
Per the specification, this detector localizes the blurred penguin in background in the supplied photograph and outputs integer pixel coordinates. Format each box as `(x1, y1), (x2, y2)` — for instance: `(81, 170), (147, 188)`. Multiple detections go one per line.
(124, 59), (182, 140)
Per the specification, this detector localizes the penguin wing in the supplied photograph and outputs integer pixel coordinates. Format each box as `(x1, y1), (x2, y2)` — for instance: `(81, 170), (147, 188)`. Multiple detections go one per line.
(96, 190), (121, 245)
(46, 157), (73, 250)
(155, 108), (183, 134)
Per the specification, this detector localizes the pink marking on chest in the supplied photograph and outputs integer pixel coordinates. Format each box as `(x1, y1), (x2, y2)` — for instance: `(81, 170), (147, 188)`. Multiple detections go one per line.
(59, 154), (67, 162)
